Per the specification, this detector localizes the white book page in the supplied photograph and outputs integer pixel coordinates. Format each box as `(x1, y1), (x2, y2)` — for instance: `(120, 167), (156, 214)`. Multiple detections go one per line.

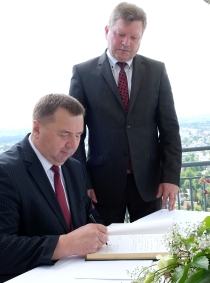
(95, 234), (167, 254)
(108, 218), (173, 236)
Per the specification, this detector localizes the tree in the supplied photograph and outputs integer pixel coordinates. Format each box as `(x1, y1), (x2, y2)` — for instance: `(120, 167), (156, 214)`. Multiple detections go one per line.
(185, 168), (195, 178)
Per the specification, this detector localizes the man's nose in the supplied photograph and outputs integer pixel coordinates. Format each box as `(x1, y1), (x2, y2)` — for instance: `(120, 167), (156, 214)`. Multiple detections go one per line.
(122, 36), (130, 46)
(66, 136), (79, 150)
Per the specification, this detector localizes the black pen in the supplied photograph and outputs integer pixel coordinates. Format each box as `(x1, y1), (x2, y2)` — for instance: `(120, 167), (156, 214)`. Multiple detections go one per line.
(89, 213), (97, 224)
(89, 214), (108, 245)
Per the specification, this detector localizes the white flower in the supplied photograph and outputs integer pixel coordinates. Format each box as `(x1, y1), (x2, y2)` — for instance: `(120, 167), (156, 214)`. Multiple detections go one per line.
(129, 216), (210, 283)
(156, 255), (177, 271)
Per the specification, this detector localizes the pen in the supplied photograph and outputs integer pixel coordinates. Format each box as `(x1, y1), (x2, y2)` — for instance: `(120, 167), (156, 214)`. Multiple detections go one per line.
(89, 214), (108, 245)
(89, 213), (97, 224)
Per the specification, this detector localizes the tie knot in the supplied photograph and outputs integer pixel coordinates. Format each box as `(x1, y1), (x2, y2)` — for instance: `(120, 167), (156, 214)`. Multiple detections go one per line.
(51, 165), (60, 174)
(117, 62), (127, 69)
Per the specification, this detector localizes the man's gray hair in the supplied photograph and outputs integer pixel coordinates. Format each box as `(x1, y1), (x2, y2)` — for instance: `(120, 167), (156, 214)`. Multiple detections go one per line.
(33, 93), (85, 121)
(108, 2), (147, 33)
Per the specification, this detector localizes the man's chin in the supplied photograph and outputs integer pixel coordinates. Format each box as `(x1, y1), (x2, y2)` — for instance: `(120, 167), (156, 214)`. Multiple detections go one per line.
(53, 155), (71, 166)
(115, 51), (132, 62)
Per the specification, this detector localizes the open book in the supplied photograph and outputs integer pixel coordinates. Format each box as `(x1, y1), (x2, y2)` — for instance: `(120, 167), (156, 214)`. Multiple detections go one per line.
(86, 218), (172, 260)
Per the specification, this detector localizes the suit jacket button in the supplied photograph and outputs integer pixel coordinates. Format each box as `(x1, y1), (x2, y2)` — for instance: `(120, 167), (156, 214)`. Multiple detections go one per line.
(127, 125), (131, 129)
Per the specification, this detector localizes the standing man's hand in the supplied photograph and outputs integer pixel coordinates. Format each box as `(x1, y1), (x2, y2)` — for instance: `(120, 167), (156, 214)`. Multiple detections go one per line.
(156, 183), (179, 211)
(88, 189), (98, 208)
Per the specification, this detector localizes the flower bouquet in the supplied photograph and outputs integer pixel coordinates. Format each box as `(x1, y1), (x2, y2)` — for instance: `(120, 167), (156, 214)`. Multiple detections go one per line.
(128, 215), (210, 283)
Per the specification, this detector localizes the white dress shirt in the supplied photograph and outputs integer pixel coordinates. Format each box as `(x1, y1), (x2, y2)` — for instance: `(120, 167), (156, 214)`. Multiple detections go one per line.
(106, 49), (133, 97)
(28, 134), (70, 209)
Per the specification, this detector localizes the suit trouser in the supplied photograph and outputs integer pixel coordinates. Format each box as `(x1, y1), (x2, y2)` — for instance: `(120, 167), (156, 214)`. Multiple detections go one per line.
(94, 174), (162, 226)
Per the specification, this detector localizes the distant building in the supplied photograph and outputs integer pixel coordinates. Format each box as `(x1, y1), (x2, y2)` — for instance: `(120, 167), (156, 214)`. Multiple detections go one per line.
(183, 201), (197, 209)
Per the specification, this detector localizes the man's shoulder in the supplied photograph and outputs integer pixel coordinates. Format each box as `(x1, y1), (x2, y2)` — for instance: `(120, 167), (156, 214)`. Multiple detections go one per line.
(135, 54), (164, 66)
(64, 156), (83, 171)
(74, 56), (100, 68)
(73, 51), (107, 69)
(0, 146), (23, 174)
(0, 142), (21, 161)
(0, 136), (29, 169)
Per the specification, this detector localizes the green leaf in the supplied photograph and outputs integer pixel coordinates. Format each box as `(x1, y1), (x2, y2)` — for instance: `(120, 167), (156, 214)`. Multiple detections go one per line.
(187, 237), (195, 243)
(185, 268), (210, 283)
(176, 264), (190, 283)
(143, 273), (155, 283)
(203, 216), (210, 228)
(199, 216), (210, 233)
(205, 248), (210, 255)
(193, 251), (206, 260)
(192, 256), (209, 270)
(172, 266), (184, 281)
(185, 237), (195, 251)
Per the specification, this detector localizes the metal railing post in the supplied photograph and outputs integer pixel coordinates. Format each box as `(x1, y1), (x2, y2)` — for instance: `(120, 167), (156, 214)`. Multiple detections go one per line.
(189, 179), (194, 211)
(177, 190), (181, 210)
(203, 183), (207, 212)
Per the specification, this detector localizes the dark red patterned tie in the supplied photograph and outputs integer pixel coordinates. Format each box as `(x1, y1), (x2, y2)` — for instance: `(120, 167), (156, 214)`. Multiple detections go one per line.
(117, 62), (132, 173)
(51, 165), (71, 230)
(117, 62), (129, 113)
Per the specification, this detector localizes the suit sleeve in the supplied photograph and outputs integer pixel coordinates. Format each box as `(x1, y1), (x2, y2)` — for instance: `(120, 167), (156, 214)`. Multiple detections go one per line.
(0, 165), (59, 275)
(85, 194), (104, 224)
(68, 157), (103, 225)
(157, 63), (182, 186)
(69, 64), (93, 190)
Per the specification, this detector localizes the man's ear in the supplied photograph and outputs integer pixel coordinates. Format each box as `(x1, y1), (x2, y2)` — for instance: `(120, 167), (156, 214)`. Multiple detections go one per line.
(32, 120), (40, 138)
(105, 25), (109, 39)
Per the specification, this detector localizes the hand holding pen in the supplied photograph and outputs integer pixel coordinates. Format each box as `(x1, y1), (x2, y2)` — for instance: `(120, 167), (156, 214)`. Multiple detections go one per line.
(89, 214), (108, 245)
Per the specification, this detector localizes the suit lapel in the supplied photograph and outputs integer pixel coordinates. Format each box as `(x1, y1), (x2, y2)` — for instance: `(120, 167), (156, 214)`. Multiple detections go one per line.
(21, 136), (69, 232)
(98, 52), (146, 116)
(98, 51), (126, 111)
(128, 55), (145, 117)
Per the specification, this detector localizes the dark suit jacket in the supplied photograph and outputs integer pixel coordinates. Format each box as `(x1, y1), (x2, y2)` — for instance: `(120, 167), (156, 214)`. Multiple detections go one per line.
(0, 134), (102, 282)
(69, 51), (182, 205)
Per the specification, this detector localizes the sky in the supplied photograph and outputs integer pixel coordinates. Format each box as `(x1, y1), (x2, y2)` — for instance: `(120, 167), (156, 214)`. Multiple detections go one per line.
(0, 0), (209, 129)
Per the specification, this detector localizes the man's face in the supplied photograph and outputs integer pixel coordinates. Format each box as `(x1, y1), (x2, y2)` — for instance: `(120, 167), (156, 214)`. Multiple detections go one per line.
(32, 108), (83, 166)
(105, 19), (143, 62)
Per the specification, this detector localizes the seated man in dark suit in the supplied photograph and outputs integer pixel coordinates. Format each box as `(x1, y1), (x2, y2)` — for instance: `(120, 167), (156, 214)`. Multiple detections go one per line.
(0, 93), (108, 283)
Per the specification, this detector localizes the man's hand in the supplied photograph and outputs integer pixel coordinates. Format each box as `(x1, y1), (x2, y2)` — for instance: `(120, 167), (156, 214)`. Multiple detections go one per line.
(88, 189), (98, 206)
(52, 223), (108, 260)
(156, 183), (179, 211)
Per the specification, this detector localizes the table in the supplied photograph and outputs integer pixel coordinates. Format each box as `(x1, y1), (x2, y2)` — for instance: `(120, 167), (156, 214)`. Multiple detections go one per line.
(6, 209), (210, 283)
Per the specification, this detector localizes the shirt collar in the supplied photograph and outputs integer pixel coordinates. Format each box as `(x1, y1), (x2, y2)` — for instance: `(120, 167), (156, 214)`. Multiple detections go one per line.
(28, 134), (55, 172)
(106, 49), (133, 68)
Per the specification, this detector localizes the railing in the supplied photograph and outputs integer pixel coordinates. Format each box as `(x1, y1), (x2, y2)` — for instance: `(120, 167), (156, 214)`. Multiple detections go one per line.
(178, 175), (210, 211)
(182, 146), (210, 167)
(178, 145), (210, 212)
(125, 146), (210, 222)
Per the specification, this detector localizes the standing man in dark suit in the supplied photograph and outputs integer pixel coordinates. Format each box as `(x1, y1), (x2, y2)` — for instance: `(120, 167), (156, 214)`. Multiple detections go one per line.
(0, 93), (108, 283)
(69, 2), (182, 226)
